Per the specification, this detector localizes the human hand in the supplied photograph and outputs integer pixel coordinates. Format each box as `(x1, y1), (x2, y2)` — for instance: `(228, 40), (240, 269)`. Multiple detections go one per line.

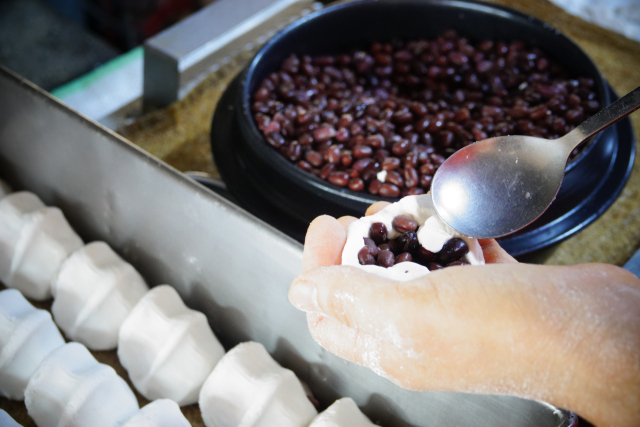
(289, 203), (640, 427)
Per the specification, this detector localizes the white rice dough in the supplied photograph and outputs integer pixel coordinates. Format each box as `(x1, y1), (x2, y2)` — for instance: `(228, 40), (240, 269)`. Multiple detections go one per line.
(0, 179), (12, 200)
(0, 409), (23, 427)
(24, 342), (139, 427)
(52, 241), (149, 350)
(122, 399), (191, 427)
(0, 289), (65, 400)
(199, 341), (318, 427)
(341, 194), (484, 281)
(118, 285), (225, 406)
(0, 192), (46, 285)
(309, 398), (379, 427)
(0, 194), (84, 300)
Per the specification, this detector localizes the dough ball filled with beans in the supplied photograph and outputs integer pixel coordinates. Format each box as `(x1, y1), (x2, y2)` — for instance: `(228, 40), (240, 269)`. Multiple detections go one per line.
(358, 216), (470, 270)
(252, 30), (599, 198)
(341, 194), (484, 282)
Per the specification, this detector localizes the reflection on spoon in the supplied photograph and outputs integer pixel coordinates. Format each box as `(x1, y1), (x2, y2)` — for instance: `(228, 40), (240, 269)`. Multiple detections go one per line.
(431, 85), (640, 238)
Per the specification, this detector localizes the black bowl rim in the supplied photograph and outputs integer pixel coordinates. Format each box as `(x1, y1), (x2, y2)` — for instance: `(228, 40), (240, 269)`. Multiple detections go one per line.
(239, 0), (609, 205)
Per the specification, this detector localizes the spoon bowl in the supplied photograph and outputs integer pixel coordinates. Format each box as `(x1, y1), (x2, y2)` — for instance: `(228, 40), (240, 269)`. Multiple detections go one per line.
(432, 85), (640, 238)
(432, 135), (569, 238)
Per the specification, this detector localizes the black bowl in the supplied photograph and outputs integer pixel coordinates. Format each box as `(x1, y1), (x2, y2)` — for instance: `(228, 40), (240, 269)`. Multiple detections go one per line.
(211, 0), (632, 253)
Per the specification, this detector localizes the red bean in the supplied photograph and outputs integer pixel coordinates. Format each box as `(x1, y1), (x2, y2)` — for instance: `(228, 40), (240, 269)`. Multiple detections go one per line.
(419, 174), (433, 189)
(360, 163), (379, 182)
(305, 150), (324, 167)
(319, 163), (336, 179)
(414, 116), (432, 132)
(565, 109), (584, 123)
(476, 60), (493, 73)
(386, 171), (404, 187)
(368, 179), (382, 195)
(419, 162), (435, 175)
(431, 153), (446, 165)
(353, 158), (373, 172)
(348, 177), (365, 191)
(284, 142), (301, 161)
(340, 150), (354, 167)
(404, 152), (418, 169)
(358, 247), (375, 265)
(297, 160), (313, 172)
(255, 87), (271, 101)
(391, 139), (411, 156)
(374, 148), (390, 162)
(393, 110), (413, 123)
(366, 134), (385, 148)
(353, 145), (373, 158)
(529, 105), (549, 120)
(382, 157), (401, 171)
(454, 108), (470, 122)
(377, 250), (395, 267)
(396, 252), (412, 263)
(427, 118), (444, 132)
(324, 146), (341, 164)
(439, 131), (454, 148)
(313, 126), (336, 142)
(410, 102), (428, 116)
(328, 171), (349, 186)
(404, 167), (419, 188)
(392, 215), (418, 232)
(266, 132), (285, 148)
(379, 183), (400, 198)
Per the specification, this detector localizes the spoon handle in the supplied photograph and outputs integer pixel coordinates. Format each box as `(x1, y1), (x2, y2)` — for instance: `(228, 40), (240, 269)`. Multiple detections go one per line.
(562, 85), (640, 152)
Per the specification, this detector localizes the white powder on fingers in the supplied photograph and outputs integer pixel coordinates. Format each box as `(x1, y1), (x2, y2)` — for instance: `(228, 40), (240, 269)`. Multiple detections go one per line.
(360, 333), (386, 379)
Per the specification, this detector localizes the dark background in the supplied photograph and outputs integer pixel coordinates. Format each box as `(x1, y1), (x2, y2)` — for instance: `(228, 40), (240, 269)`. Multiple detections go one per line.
(0, 0), (210, 90)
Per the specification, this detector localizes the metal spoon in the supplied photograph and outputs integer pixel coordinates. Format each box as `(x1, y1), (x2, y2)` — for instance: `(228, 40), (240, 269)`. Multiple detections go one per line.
(431, 85), (640, 238)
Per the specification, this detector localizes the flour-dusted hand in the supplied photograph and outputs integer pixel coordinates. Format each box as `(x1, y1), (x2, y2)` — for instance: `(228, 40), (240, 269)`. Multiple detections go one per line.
(289, 204), (640, 427)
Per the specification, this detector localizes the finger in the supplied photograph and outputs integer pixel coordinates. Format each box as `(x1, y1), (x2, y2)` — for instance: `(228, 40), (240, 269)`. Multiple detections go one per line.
(478, 238), (517, 264)
(301, 215), (346, 273)
(365, 202), (391, 216)
(307, 312), (396, 380)
(337, 215), (357, 231)
(306, 312), (365, 366)
(290, 265), (432, 338)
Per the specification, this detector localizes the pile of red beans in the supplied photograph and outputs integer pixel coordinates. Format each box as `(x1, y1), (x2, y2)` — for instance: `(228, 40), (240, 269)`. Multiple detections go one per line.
(358, 215), (470, 270)
(252, 30), (600, 198)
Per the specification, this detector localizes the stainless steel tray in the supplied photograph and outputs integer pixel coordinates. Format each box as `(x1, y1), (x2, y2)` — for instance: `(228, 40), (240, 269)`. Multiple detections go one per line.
(0, 66), (573, 427)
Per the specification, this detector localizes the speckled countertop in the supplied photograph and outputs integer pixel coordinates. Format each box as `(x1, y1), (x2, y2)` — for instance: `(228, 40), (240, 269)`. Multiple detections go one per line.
(1, 1), (639, 426)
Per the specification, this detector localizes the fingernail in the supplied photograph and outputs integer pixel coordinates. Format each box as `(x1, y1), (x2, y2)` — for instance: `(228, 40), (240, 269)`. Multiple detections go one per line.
(289, 279), (322, 313)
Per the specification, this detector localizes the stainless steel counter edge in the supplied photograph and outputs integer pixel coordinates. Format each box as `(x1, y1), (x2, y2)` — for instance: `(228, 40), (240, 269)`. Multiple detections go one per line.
(0, 66), (571, 427)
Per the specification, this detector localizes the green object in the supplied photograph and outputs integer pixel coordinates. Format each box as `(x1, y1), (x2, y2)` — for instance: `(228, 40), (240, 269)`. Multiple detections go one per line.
(51, 47), (143, 99)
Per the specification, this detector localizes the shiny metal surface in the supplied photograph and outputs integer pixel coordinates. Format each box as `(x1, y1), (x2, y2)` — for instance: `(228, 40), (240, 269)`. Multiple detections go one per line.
(433, 85), (640, 238)
(0, 66), (573, 427)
